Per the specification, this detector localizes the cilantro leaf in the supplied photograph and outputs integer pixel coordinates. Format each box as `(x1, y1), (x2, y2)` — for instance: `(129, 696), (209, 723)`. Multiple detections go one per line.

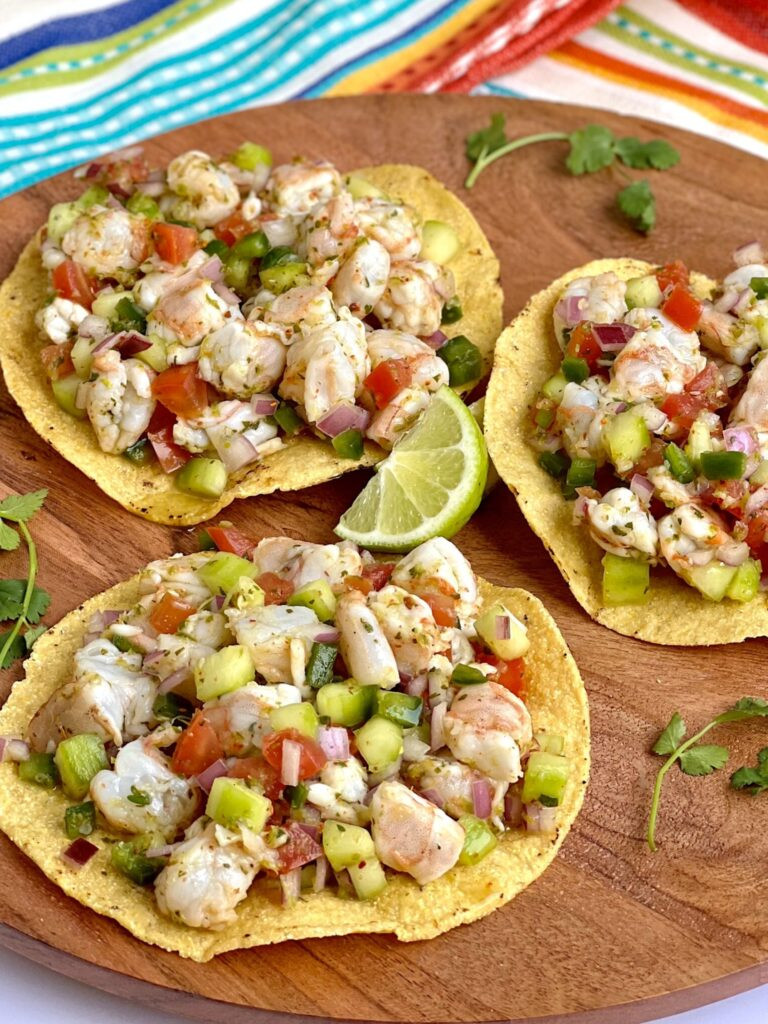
(0, 629), (25, 669)
(716, 697), (768, 723)
(24, 625), (46, 650)
(679, 744), (729, 777)
(652, 711), (686, 755)
(0, 489), (47, 524)
(617, 179), (656, 233)
(465, 113), (508, 162)
(0, 522), (19, 552)
(127, 786), (151, 806)
(615, 137), (680, 171)
(566, 125), (617, 175)
(0, 581), (50, 624)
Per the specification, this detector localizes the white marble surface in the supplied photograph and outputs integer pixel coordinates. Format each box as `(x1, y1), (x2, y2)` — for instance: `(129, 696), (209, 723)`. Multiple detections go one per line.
(0, 946), (765, 1023)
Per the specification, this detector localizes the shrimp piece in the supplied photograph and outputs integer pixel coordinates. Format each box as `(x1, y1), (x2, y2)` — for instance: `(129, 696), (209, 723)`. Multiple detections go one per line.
(144, 634), (216, 688)
(306, 757), (369, 824)
(443, 682), (532, 783)
(226, 605), (323, 684)
(202, 682), (302, 755)
(28, 638), (156, 752)
(265, 160), (343, 216)
(374, 260), (454, 338)
(355, 198), (421, 261)
(198, 320), (287, 398)
(154, 820), (259, 929)
(724, 263), (768, 292)
(132, 250), (209, 312)
(62, 206), (149, 281)
(261, 284), (338, 342)
(253, 537), (363, 589)
(552, 272), (628, 347)
(370, 780), (465, 885)
(147, 279), (240, 348)
(172, 419), (210, 453)
(90, 736), (198, 839)
(331, 238), (391, 314)
(647, 464), (698, 508)
(166, 150), (239, 228)
(178, 610), (231, 648)
(139, 552), (215, 605)
(730, 352), (768, 432)
(279, 314), (369, 424)
(36, 297), (90, 344)
(698, 303), (759, 367)
(365, 386), (430, 450)
(85, 351), (155, 454)
(298, 192), (359, 285)
(366, 584), (442, 677)
(554, 380), (609, 465)
(658, 504), (749, 583)
(607, 308), (706, 402)
(391, 537), (479, 627)
(580, 487), (659, 560)
(404, 756), (492, 819)
(184, 399), (280, 469)
(335, 590), (399, 689)
(366, 329), (449, 392)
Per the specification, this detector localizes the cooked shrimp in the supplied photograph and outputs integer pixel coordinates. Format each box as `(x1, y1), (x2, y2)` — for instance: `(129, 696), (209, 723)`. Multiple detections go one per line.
(90, 736), (198, 839)
(581, 487), (659, 560)
(443, 681), (532, 782)
(698, 303), (758, 366)
(298, 192), (359, 285)
(226, 604), (323, 684)
(335, 590), (399, 689)
(184, 399), (280, 469)
(261, 284), (338, 341)
(730, 352), (768, 431)
(28, 638), (155, 752)
(85, 351), (155, 454)
(36, 297), (90, 344)
(658, 504), (749, 580)
(198, 320), (287, 397)
(306, 757), (369, 824)
(366, 329), (449, 391)
(166, 150), (240, 228)
(139, 552), (217, 606)
(355, 198), (421, 261)
(552, 272), (628, 347)
(369, 779), (465, 885)
(62, 206), (149, 281)
(607, 308), (706, 402)
(253, 537), (363, 588)
(391, 538), (479, 627)
(366, 584), (442, 677)
(374, 260), (454, 338)
(554, 380), (609, 464)
(178, 611), (231, 648)
(154, 819), (259, 929)
(331, 238), (391, 314)
(404, 756), (490, 819)
(144, 634), (217, 688)
(147, 279), (239, 347)
(647, 464), (698, 508)
(265, 160), (342, 216)
(132, 250), (209, 312)
(365, 386), (430, 450)
(202, 682), (302, 755)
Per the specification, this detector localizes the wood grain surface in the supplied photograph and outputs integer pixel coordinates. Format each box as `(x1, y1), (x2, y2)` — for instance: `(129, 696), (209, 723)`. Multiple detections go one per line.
(1, 95), (768, 1024)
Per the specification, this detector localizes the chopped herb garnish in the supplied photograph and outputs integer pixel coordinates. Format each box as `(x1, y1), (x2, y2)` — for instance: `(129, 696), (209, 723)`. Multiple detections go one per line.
(0, 490), (50, 669)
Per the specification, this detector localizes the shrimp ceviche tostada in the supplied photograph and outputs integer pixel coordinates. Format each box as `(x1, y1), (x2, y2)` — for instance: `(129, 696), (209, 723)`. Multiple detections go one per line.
(0, 535), (588, 960)
(0, 146), (501, 525)
(486, 248), (768, 645)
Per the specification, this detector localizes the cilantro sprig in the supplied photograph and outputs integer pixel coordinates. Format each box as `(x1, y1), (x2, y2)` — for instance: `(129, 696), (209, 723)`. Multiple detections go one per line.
(0, 490), (50, 669)
(464, 114), (679, 233)
(647, 698), (768, 851)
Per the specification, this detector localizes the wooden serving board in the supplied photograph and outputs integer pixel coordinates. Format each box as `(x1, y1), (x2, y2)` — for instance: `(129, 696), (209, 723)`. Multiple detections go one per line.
(1, 95), (768, 1024)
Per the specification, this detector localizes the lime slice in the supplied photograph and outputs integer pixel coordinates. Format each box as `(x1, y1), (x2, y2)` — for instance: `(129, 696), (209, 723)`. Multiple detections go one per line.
(335, 386), (488, 552)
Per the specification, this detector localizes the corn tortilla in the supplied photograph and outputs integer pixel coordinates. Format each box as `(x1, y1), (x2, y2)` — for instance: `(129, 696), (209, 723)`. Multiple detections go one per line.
(0, 164), (502, 526)
(0, 574), (588, 961)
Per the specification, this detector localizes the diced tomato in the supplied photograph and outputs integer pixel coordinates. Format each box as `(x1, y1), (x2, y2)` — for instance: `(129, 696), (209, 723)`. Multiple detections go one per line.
(152, 363), (209, 420)
(656, 260), (689, 292)
(149, 593), (196, 634)
(276, 822), (323, 873)
(661, 284), (702, 331)
(257, 572), (294, 605)
(227, 756), (284, 800)
(661, 363), (727, 430)
(207, 525), (255, 558)
(407, 576), (459, 627)
(147, 405), (190, 474)
(262, 729), (327, 781)
(343, 575), (374, 595)
(565, 321), (602, 371)
(152, 222), (199, 265)
(472, 646), (525, 696)
(364, 359), (413, 409)
(361, 562), (395, 591)
(214, 210), (253, 246)
(40, 341), (75, 380)
(87, 153), (150, 195)
(52, 260), (94, 309)
(629, 438), (665, 477)
(171, 712), (224, 777)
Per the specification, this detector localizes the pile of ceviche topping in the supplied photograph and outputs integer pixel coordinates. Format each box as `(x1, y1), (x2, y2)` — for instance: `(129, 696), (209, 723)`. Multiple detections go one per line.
(530, 244), (768, 607)
(36, 144), (482, 497)
(11, 537), (571, 928)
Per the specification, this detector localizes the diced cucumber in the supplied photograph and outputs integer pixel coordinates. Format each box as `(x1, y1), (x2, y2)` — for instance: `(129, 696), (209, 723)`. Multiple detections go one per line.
(751, 459), (768, 486)
(195, 644), (255, 701)
(198, 552), (259, 595)
(64, 800), (96, 839)
(602, 553), (650, 606)
(374, 690), (422, 728)
(345, 174), (384, 200)
(305, 642), (338, 690)
(354, 716), (403, 774)
(419, 220), (460, 265)
(91, 289), (128, 321)
(625, 274), (662, 310)
(78, 184), (110, 209)
(322, 820), (375, 871)
(18, 752), (59, 788)
(54, 734), (109, 799)
(726, 558), (761, 603)
(270, 701), (318, 738)
(474, 601), (530, 660)
(686, 561), (737, 601)
(316, 681), (375, 727)
(348, 857), (387, 900)
(176, 457), (228, 498)
(541, 371), (567, 402)
(259, 262), (310, 294)
(685, 417), (713, 470)
(458, 814), (497, 865)
(288, 579), (337, 622)
(534, 732), (565, 756)
(229, 576), (266, 611)
(52, 374), (86, 419)
(232, 142), (272, 170)
(126, 192), (160, 219)
(604, 411), (650, 471)
(70, 336), (93, 380)
(111, 840), (165, 885)
(134, 334), (168, 373)
(521, 751), (570, 806)
(206, 776), (271, 832)
(47, 202), (82, 244)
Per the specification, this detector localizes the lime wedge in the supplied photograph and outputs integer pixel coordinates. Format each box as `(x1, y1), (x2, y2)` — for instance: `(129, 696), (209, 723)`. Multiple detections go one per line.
(335, 386), (488, 552)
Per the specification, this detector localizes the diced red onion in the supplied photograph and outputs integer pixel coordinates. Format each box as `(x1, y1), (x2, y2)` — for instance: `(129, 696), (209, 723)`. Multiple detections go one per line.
(210, 432), (259, 473)
(724, 426), (758, 456)
(472, 779), (493, 819)
(92, 332), (120, 355)
(317, 726), (350, 761)
(746, 484), (768, 516)
(718, 540), (750, 566)
(572, 495), (589, 522)
(135, 180), (165, 197)
(313, 855), (329, 892)
(142, 649), (163, 667)
(554, 294), (585, 328)
(524, 803), (557, 834)
(316, 402), (370, 438)
(249, 394), (279, 417)
(77, 314), (107, 340)
(423, 330), (448, 350)
(198, 255), (223, 282)
(280, 867), (302, 905)
(430, 702), (447, 751)
(158, 668), (189, 694)
(0, 738), (29, 763)
(313, 626), (339, 643)
(504, 790), (523, 827)
(419, 787), (445, 809)
(145, 169), (165, 183)
(145, 842), (181, 858)
(105, 189), (127, 204)
(403, 674), (427, 697)
(640, 406), (668, 433)
(495, 614), (510, 640)
(212, 280), (241, 305)
(130, 632), (158, 654)
(732, 241), (765, 267)
(195, 758), (229, 794)
(630, 473), (654, 506)
(733, 289), (755, 317)
(61, 838), (99, 869)
(117, 332), (152, 357)
(213, 595), (226, 611)
(296, 823), (320, 842)
(531, 432), (562, 454)
(593, 322), (636, 351)
(714, 288), (740, 314)
(281, 739), (302, 786)
(262, 217), (297, 248)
